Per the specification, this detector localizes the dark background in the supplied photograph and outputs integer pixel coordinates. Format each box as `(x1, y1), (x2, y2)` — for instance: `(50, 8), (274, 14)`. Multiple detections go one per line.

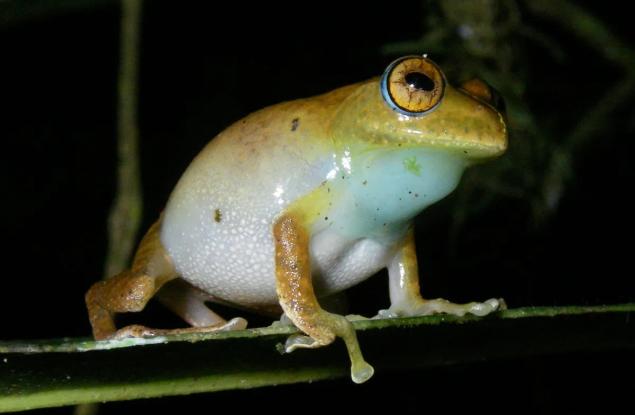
(1, 1), (634, 413)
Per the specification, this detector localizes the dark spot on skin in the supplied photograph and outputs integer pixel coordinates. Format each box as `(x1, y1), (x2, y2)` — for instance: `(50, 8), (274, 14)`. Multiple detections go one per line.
(327, 187), (330, 193)
(398, 143), (402, 147)
(291, 118), (300, 132)
(376, 207), (380, 211)
(341, 175), (345, 179)
(362, 180), (367, 185)
(383, 223), (387, 227)
(214, 209), (222, 223)
(463, 150), (468, 154)
(399, 198), (402, 201)
(414, 193), (419, 197)
(324, 216), (329, 221)
(408, 191), (412, 194)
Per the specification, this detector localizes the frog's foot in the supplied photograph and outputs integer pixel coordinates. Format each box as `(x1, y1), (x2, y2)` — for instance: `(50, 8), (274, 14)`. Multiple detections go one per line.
(283, 333), (321, 352)
(269, 312), (295, 328)
(275, 313), (373, 384)
(272, 312), (368, 329)
(110, 317), (248, 340)
(282, 330), (374, 384)
(376, 297), (506, 319)
(345, 314), (370, 321)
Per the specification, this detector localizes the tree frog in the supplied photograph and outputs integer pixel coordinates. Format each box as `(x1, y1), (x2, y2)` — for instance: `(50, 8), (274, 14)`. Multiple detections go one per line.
(86, 55), (507, 383)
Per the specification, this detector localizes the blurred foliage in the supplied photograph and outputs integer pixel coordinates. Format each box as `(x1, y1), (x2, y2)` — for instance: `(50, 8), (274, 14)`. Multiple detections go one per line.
(0, 0), (114, 27)
(383, 0), (635, 238)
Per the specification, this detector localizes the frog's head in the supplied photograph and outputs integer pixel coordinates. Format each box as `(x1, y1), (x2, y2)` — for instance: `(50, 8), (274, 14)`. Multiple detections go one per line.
(332, 55), (507, 162)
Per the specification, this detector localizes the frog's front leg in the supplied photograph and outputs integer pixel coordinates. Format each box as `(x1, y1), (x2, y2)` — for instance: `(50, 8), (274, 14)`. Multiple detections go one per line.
(379, 227), (504, 319)
(273, 213), (374, 384)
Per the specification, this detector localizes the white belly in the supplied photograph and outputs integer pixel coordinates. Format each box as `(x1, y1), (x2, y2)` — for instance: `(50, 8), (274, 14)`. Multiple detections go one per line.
(161, 201), (280, 306)
(160, 126), (435, 310)
(161, 196), (395, 308)
(159, 129), (397, 308)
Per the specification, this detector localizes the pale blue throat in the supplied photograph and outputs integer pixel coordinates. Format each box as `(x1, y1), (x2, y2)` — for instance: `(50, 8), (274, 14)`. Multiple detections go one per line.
(328, 147), (467, 240)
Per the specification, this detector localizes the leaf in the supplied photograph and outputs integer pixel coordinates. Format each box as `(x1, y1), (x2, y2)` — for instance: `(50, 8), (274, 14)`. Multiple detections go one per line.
(1, 304), (634, 412)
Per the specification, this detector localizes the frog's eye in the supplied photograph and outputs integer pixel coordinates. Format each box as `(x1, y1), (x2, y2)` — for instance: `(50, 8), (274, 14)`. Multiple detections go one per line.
(380, 55), (445, 116)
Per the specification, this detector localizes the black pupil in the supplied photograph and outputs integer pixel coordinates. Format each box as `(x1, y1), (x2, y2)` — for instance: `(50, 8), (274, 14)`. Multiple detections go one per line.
(405, 72), (434, 91)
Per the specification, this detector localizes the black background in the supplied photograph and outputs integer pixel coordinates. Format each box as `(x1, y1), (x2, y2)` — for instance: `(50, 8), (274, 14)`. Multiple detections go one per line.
(2, 1), (634, 413)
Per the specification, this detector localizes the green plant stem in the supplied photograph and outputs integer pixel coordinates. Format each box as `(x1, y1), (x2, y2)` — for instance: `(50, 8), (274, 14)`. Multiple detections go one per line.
(74, 2), (142, 415)
(1, 304), (634, 412)
(104, 0), (143, 278)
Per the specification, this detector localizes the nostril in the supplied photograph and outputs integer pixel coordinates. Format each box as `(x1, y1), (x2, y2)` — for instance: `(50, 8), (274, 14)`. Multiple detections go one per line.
(489, 85), (507, 114)
(459, 78), (506, 114)
(459, 78), (492, 103)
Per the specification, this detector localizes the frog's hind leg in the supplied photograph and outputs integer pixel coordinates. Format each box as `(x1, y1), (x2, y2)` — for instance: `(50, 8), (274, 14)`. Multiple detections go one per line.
(85, 219), (175, 339)
(154, 279), (247, 335)
(85, 219), (246, 340)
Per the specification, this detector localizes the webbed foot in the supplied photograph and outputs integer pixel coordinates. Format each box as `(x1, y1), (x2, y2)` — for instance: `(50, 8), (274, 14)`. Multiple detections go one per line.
(282, 333), (374, 384)
(376, 298), (506, 319)
(277, 311), (374, 384)
(110, 317), (248, 340)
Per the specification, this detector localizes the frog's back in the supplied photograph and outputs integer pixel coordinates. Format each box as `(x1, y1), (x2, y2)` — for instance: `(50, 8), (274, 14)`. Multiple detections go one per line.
(160, 87), (355, 308)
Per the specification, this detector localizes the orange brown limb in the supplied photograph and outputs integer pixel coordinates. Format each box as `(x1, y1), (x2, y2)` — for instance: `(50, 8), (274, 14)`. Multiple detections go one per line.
(86, 219), (247, 340)
(273, 213), (374, 383)
(85, 219), (177, 340)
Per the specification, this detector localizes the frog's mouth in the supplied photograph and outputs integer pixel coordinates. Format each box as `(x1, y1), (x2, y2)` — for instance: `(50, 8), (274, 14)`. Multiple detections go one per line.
(342, 127), (507, 162)
(395, 130), (507, 161)
(452, 79), (508, 160)
(396, 85), (508, 161)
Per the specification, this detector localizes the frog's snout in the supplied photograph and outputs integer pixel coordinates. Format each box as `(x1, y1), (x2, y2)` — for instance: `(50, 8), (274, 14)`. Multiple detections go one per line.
(459, 78), (506, 116)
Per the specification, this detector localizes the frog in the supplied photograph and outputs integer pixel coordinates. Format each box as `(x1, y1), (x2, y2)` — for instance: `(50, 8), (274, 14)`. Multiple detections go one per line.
(85, 55), (507, 384)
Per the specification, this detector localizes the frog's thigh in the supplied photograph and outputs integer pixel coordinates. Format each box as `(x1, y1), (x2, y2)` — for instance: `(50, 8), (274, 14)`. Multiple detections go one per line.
(85, 220), (246, 340)
(381, 227), (504, 318)
(273, 213), (373, 384)
(85, 220), (177, 339)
